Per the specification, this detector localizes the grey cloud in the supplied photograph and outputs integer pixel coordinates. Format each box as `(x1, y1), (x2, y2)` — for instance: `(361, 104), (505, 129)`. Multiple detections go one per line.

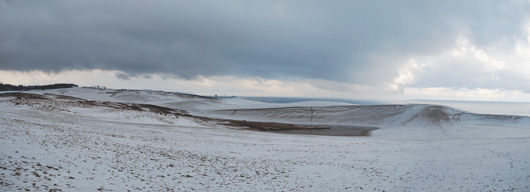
(142, 75), (152, 79)
(115, 72), (131, 80)
(116, 72), (155, 81)
(1, 0), (529, 89)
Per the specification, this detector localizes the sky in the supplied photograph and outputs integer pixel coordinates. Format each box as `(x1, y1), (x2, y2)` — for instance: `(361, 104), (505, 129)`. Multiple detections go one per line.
(2, 0), (530, 101)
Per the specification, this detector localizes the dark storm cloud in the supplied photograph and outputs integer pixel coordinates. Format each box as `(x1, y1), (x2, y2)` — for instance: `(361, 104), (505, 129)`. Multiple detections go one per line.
(1, 0), (529, 86)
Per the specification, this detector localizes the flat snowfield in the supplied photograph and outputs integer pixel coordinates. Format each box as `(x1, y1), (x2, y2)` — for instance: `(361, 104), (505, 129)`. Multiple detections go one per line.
(1, 88), (529, 191)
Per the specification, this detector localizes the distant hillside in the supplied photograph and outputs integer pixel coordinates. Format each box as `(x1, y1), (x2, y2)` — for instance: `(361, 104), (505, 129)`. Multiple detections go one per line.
(0, 83), (78, 91)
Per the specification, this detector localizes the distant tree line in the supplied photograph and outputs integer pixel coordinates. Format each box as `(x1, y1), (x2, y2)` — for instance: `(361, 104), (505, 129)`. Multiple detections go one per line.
(0, 83), (78, 91)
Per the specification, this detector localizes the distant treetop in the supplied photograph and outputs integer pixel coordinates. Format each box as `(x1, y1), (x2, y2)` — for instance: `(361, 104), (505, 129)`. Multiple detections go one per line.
(0, 83), (78, 91)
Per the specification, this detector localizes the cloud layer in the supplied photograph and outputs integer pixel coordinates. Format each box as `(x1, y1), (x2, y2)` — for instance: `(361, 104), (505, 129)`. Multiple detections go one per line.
(1, 0), (530, 94)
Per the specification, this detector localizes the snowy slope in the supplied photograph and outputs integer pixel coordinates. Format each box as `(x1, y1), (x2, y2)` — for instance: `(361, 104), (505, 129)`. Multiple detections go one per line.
(208, 104), (530, 128)
(1, 88), (529, 191)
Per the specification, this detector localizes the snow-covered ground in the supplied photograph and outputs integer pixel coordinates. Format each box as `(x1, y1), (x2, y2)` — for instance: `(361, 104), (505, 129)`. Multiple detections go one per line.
(1, 88), (529, 191)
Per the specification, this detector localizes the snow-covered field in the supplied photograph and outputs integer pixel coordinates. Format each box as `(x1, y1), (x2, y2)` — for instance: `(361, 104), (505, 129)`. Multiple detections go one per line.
(1, 88), (529, 191)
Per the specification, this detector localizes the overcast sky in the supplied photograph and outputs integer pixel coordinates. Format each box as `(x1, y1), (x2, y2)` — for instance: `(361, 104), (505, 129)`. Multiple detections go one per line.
(2, 0), (530, 101)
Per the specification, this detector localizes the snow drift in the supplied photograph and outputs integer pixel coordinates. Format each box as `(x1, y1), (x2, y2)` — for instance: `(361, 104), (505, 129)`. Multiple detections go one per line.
(209, 104), (530, 128)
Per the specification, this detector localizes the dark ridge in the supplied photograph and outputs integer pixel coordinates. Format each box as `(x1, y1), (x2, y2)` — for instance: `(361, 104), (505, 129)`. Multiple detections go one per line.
(1, 92), (190, 116)
(0, 92), (49, 100)
(0, 83), (78, 91)
(221, 120), (375, 136)
(223, 120), (330, 131)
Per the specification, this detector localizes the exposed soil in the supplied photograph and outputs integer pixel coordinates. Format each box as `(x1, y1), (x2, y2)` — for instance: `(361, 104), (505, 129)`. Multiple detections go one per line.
(221, 120), (376, 136)
(222, 120), (330, 131)
(0, 92), (49, 100)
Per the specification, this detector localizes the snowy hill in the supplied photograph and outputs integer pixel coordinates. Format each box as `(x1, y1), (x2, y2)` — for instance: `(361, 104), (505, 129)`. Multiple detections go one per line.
(1, 87), (529, 191)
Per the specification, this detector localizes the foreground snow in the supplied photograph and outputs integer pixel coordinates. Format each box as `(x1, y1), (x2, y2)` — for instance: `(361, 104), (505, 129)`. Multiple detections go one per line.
(1, 88), (529, 191)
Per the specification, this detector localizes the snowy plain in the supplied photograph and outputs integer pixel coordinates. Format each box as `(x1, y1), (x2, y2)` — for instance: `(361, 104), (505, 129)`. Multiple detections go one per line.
(1, 87), (529, 191)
